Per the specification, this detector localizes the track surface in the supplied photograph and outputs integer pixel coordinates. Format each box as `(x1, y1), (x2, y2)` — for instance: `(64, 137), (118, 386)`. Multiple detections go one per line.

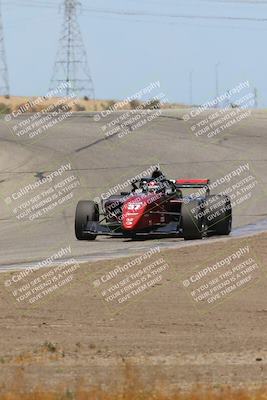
(0, 109), (267, 268)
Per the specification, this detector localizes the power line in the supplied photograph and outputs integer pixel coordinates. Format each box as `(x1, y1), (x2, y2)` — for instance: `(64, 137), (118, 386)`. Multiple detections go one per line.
(49, 0), (95, 99)
(4, 1), (267, 23)
(81, 8), (267, 22)
(2, 1), (57, 10)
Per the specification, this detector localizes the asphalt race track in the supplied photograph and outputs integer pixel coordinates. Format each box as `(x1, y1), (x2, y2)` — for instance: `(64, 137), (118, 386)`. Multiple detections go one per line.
(0, 109), (267, 269)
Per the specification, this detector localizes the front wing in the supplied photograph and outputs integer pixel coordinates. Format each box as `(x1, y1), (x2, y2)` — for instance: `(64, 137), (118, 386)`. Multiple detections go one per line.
(83, 221), (183, 237)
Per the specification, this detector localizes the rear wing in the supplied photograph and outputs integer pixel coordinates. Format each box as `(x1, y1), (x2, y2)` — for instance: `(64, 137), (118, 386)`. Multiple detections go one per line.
(175, 179), (210, 190)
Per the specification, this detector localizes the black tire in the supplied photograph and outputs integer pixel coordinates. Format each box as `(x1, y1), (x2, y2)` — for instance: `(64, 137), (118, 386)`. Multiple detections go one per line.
(205, 195), (232, 236)
(182, 199), (204, 240)
(75, 200), (99, 241)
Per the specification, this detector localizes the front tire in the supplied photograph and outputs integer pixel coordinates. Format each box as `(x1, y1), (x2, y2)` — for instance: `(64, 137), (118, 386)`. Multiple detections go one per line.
(205, 195), (232, 236)
(75, 200), (99, 241)
(182, 199), (204, 240)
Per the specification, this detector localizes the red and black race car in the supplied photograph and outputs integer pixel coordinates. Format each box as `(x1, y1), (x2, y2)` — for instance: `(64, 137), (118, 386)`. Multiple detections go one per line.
(75, 169), (232, 241)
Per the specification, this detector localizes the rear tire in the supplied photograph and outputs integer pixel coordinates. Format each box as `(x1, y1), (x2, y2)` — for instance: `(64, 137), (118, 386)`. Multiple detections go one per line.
(182, 199), (204, 240)
(205, 195), (232, 236)
(75, 200), (99, 241)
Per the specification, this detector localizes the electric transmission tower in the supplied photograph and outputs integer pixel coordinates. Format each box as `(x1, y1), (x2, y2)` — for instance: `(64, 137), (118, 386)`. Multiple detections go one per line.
(0, 0), (9, 97)
(49, 0), (95, 99)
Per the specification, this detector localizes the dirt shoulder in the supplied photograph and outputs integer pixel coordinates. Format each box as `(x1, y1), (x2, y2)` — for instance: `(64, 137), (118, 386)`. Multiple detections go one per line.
(0, 233), (266, 391)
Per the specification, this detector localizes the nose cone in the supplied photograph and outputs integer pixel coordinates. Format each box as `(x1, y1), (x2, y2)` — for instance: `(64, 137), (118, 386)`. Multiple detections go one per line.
(122, 198), (147, 230)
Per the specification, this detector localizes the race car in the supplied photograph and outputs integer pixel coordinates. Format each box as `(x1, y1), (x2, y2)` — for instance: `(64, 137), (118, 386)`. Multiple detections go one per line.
(75, 169), (232, 241)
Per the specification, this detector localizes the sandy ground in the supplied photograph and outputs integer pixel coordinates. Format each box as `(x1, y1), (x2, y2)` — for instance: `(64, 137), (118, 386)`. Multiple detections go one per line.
(0, 233), (266, 392)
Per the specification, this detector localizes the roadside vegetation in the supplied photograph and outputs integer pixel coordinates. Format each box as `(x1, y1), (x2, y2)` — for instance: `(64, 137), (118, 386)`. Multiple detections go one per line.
(0, 102), (11, 114)
(0, 365), (266, 400)
(0, 382), (266, 400)
(0, 96), (185, 114)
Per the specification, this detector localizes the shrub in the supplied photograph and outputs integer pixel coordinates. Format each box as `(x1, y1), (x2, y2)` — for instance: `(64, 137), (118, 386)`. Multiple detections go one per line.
(51, 103), (72, 113)
(143, 99), (161, 110)
(14, 103), (37, 113)
(106, 100), (116, 109)
(129, 99), (141, 110)
(0, 103), (11, 114)
(73, 103), (86, 111)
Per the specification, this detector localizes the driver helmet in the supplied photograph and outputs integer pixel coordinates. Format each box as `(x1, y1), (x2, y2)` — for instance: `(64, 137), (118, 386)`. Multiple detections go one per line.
(151, 168), (164, 180)
(147, 181), (160, 193)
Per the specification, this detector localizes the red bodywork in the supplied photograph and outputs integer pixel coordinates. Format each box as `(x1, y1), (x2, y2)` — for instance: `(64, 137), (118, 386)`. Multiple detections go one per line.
(122, 193), (181, 231)
(176, 179), (209, 185)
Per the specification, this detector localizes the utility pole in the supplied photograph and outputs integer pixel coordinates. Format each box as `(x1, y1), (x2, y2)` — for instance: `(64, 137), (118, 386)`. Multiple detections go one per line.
(254, 88), (258, 108)
(189, 70), (193, 105)
(215, 62), (220, 108)
(0, 0), (9, 97)
(49, 0), (95, 98)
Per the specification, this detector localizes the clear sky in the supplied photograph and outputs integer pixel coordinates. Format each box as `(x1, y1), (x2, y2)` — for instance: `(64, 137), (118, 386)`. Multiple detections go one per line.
(3, 0), (267, 106)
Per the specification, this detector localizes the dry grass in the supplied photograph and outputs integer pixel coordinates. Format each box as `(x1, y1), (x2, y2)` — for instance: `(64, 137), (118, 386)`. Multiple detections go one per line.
(0, 96), (187, 114)
(0, 365), (266, 400)
(0, 383), (267, 400)
(0, 95), (112, 113)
